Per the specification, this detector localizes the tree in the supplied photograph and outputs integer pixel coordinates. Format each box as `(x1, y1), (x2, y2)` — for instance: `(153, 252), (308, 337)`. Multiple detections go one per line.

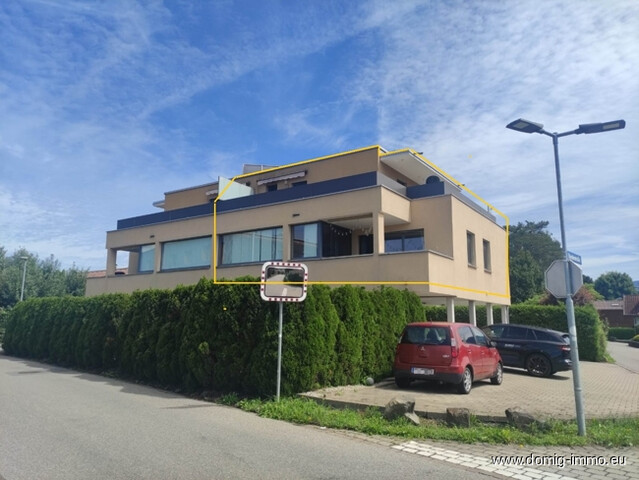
(509, 249), (542, 304)
(0, 246), (88, 309)
(509, 221), (563, 303)
(594, 271), (637, 300)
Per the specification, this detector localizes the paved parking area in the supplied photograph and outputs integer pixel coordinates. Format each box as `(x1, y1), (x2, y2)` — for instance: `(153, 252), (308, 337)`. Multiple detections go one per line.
(305, 351), (639, 479)
(303, 361), (639, 421)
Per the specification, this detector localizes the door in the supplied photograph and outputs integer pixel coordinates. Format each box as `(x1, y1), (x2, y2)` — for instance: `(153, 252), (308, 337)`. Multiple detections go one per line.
(471, 326), (498, 378)
(457, 326), (485, 377)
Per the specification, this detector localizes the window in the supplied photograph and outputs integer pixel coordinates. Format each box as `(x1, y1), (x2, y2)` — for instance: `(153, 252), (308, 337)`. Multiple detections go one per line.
(459, 326), (476, 345)
(292, 223), (319, 258)
(359, 234), (373, 255)
(138, 244), (155, 273)
(471, 326), (489, 346)
(467, 231), (476, 267)
(483, 239), (491, 271)
(401, 326), (450, 345)
(384, 230), (424, 253)
(219, 228), (282, 265)
(291, 222), (352, 259)
(321, 222), (351, 257)
(267, 184), (277, 192)
(292, 181), (307, 187)
(162, 236), (212, 270)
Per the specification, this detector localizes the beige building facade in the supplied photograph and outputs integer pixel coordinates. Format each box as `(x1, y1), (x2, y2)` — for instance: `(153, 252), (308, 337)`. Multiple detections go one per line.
(86, 146), (511, 323)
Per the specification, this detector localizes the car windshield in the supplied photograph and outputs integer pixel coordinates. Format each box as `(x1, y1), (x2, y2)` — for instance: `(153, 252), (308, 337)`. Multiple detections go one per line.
(401, 326), (450, 345)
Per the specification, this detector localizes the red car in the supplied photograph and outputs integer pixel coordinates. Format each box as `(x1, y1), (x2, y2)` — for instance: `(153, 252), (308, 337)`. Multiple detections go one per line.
(393, 322), (503, 394)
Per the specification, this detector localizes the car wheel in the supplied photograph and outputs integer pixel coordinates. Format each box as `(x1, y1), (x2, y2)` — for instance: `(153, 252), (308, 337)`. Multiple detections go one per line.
(456, 367), (472, 394)
(395, 376), (411, 389)
(526, 353), (552, 377)
(490, 362), (503, 385)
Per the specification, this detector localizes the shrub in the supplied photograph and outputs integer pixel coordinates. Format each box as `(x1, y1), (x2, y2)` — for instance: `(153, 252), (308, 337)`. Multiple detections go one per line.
(607, 327), (636, 341)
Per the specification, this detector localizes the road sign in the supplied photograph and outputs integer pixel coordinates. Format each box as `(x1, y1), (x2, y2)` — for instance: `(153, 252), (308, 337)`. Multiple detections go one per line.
(545, 260), (583, 298)
(260, 262), (308, 302)
(567, 251), (582, 265)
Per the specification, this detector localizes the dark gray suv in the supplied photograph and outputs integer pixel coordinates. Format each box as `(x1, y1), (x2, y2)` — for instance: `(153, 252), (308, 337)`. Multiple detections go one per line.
(481, 324), (572, 377)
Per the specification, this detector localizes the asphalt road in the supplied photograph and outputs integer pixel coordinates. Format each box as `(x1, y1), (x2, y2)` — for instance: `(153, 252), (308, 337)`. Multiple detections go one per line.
(608, 340), (639, 373)
(0, 354), (491, 480)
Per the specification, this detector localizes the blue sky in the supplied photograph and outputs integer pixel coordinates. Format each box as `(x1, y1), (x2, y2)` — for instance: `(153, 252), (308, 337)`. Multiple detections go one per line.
(1, 0), (638, 281)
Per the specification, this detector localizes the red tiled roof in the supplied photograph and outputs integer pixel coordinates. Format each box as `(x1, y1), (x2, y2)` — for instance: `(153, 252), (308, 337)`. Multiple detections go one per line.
(624, 295), (639, 315)
(87, 269), (128, 278)
(593, 300), (623, 310)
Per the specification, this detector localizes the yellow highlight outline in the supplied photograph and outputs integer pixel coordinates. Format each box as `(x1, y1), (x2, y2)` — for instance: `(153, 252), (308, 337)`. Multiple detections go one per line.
(213, 145), (510, 300)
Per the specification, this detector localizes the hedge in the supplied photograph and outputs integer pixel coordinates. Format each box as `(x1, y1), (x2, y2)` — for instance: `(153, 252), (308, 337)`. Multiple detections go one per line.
(608, 327), (637, 341)
(1, 279), (423, 397)
(425, 304), (607, 362)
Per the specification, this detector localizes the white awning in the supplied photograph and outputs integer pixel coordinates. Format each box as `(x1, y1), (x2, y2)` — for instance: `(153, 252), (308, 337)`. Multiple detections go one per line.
(256, 170), (306, 186)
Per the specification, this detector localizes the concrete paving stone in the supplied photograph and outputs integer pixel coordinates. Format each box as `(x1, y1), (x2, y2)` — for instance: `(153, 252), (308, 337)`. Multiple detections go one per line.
(493, 469), (516, 477)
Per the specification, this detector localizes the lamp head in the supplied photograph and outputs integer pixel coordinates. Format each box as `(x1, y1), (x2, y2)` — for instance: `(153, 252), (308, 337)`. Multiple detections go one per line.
(506, 118), (544, 134)
(575, 120), (625, 134)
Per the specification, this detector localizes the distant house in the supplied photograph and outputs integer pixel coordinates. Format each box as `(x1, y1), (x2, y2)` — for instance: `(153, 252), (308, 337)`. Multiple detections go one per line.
(594, 295), (639, 328)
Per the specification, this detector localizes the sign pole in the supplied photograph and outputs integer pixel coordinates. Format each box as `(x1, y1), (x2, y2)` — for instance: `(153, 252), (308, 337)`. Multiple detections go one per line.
(552, 133), (586, 436)
(260, 261), (308, 403)
(276, 301), (283, 402)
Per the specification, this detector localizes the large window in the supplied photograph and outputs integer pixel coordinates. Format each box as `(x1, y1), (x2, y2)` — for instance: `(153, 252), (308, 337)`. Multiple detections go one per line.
(162, 236), (212, 270)
(138, 244), (155, 273)
(467, 231), (476, 267)
(384, 230), (424, 253)
(292, 223), (319, 258)
(219, 227), (282, 265)
(291, 222), (352, 259)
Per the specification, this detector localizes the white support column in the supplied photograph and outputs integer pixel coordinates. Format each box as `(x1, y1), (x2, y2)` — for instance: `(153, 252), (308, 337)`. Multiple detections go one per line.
(446, 297), (455, 323)
(106, 249), (117, 276)
(468, 300), (477, 326)
(486, 303), (494, 325)
(501, 305), (510, 324)
(373, 212), (385, 254)
(282, 225), (291, 261)
(154, 242), (161, 273)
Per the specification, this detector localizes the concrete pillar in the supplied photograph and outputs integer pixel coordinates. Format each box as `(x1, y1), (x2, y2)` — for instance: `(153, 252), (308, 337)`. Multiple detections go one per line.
(281, 226), (291, 261)
(106, 249), (117, 276)
(446, 297), (455, 323)
(373, 212), (385, 254)
(486, 303), (494, 325)
(154, 242), (161, 273)
(468, 300), (477, 326)
(501, 305), (510, 324)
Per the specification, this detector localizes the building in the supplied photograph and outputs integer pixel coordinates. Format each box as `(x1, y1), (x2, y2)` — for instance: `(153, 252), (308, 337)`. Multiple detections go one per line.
(86, 146), (511, 323)
(594, 295), (639, 328)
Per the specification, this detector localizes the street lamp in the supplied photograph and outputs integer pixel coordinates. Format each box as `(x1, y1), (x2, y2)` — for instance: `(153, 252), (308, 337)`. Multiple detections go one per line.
(506, 117), (626, 436)
(20, 256), (29, 301)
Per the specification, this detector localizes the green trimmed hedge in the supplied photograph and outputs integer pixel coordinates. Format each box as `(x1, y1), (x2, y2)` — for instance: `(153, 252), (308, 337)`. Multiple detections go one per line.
(2, 280), (423, 396)
(424, 304), (607, 362)
(608, 327), (636, 341)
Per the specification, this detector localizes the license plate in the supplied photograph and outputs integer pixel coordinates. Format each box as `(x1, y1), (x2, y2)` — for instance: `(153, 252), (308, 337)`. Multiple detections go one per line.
(411, 367), (434, 375)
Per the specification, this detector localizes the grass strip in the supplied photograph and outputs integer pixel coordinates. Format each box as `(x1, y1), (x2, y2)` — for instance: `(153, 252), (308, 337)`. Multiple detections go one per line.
(229, 396), (638, 448)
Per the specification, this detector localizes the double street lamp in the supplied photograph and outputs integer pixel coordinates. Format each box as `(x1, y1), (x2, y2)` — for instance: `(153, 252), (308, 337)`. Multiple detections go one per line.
(506, 118), (626, 436)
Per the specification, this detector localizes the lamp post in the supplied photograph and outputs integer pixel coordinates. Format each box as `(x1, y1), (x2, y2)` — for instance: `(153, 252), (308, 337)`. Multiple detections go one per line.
(506, 118), (625, 436)
(20, 256), (29, 301)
